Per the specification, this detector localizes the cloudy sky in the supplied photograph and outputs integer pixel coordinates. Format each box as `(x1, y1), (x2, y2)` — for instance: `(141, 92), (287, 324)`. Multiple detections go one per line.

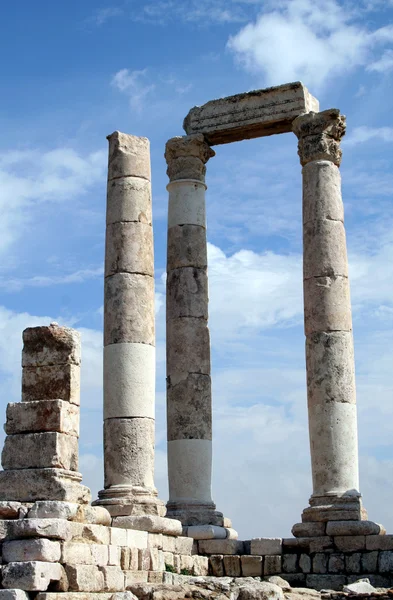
(1, 0), (393, 539)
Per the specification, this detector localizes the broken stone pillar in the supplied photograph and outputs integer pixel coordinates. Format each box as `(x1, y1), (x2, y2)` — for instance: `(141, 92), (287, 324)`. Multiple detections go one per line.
(165, 134), (230, 533)
(0, 324), (90, 504)
(96, 132), (167, 524)
(292, 109), (370, 527)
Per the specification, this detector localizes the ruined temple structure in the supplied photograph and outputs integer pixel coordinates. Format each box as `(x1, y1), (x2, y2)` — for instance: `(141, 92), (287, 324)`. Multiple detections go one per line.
(0, 82), (391, 598)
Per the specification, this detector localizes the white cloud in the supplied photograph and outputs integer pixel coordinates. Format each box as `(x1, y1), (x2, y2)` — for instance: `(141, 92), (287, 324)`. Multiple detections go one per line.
(228, 0), (393, 90)
(367, 49), (393, 72)
(0, 266), (104, 292)
(90, 7), (123, 26)
(111, 69), (155, 111)
(345, 126), (393, 145)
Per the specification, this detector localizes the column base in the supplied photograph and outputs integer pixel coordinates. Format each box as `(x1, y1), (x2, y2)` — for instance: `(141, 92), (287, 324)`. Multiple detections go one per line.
(302, 491), (367, 523)
(93, 485), (166, 518)
(166, 500), (225, 527)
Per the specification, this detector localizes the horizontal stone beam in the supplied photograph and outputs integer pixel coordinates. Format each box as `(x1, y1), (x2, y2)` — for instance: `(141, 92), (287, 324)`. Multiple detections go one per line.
(183, 81), (319, 145)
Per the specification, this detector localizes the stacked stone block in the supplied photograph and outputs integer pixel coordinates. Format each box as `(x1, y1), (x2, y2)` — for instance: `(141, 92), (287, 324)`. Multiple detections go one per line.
(0, 324), (90, 505)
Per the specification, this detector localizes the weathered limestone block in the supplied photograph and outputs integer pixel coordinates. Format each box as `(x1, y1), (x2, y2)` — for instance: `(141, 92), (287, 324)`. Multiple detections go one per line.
(127, 529), (149, 549)
(345, 553), (361, 574)
(282, 537), (310, 552)
(22, 325), (80, 367)
(149, 547), (165, 572)
(186, 525), (226, 540)
(75, 505), (111, 526)
(107, 177), (152, 226)
(112, 515), (182, 536)
(65, 564), (105, 592)
(184, 82), (319, 145)
(335, 536), (365, 552)
(0, 470), (91, 504)
(167, 181), (207, 228)
(107, 132), (150, 181)
(282, 554), (297, 573)
(103, 343), (155, 420)
(366, 534), (393, 550)
(225, 528), (238, 539)
(303, 221), (348, 280)
(0, 591), (30, 599)
(99, 566), (125, 592)
(3, 539), (61, 563)
(148, 532), (163, 548)
(313, 553), (328, 574)
(124, 571), (149, 585)
(5, 400), (79, 436)
(209, 554), (224, 576)
(138, 548), (151, 571)
(2, 561), (62, 591)
(174, 536), (194, 555)
(328, 553), (345, 573)
(362, 551), (378, 572)
(303, 276), (352, 334)
(264, 555), (282, 576)
(104, 274), (155, 346)
(110, 527), (127, 546)
(61, 542), (91, 564)
(7, 518), (74, 540)
(80, 523), (111, 545)
(105, 223), (154, 278)
(241, 555), (263, 577)
(198, 539), (244, 555)
(166, 318), (210, 379)
(166, 268), (208, 320)
(192, 555), (209, 576)
(302, 161), (344, 225)
(293, 109), (346, 167)
(103, 418), (155, 489)
(166, 374), (212, 441)
(292, 522), (325, 538)
(306, 574), (346, 591)
(167, 439), (214, 508)
(2, 432), (78, 471)
(22, 364), (80, 404)
(299, 554), (311, 574)
(326, 520), (385, 536)
(165, 135), (215, 183)
(35, 595), (114, 600)
(250, 538), (282, 555)
(223, 555), (241, 577)
(167, 225), (207, 271)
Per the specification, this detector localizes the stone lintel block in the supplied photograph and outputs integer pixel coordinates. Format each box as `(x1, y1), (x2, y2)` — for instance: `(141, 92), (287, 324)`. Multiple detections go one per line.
(105, 222), (153, 278)
(166, 267), (208, 320)
(326, 520), (385, 536)
(306, 574), (346, 591)
(198, 539), (244, 555)
(5, 400), (79, 436)
(3, 539), (61, 563)
(104, 273), (154, 346)
(282, 537), (310, 553)
(241, 555), (263, 577)
(183, 82), (319, 145)
(304, 275), (352, 335)
(167, 225), (207, 271)
(223, 554), (241, 577)
(166, 318), (210, 380)
(292, 522), (325, 538)
(186, 525), (227, 539)
(0, 469), (91, 504)
(303, 220), (348, 280)
(167, 373), (212, 441)
(306, 331), (356, 405)
(0, 591), (30, 599)
(209, 554), (224, 576)
(107, 176), (152, 226)
(112, 515), (182, 536)
(2, 432), (78, 471)
(65, 564), (105, 593)
(0, 502), (22, 519)
(22, 364), (80, 404)
(22, 324), (80, 368)
(250, 538), (282, 555)
(366, 534), (393, 551)
(107, 132), (150, 181)
(302, 161), (343, 225)
(2, 561), (62, 591)
(103, 417), (155, 489)
(334, 535), (365, 552)
(263, 555), (282, 576)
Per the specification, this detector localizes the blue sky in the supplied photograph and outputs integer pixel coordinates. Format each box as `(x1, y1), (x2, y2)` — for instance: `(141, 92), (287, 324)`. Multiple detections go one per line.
(1, 0), (393, 538)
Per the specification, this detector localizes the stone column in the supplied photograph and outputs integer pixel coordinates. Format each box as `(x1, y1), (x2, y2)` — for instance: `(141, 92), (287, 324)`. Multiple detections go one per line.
(96, 131), (165, 521)
(292, 109), (365, 525)
(165, 134), (228, 532)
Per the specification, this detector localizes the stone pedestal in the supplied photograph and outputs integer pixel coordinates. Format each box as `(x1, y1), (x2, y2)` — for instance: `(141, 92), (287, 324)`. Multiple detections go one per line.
(95, 132), (167, 524)
(291, 109), (380, 531)
(164, 135), (232, 535)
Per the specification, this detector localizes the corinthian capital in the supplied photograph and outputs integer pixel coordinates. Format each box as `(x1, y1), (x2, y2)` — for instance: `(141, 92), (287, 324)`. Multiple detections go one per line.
(292, 109), (346, 167)
(165, 134), (215, 183)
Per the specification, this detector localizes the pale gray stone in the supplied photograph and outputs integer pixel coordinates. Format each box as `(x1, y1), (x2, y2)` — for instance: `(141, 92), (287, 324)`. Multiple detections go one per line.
(61, 542), (91, 564)
(3, 539), (61, 563)
(184, 82), (319, 145)
(80, 523), (111, 545)
(303, 220), (348, 280)
(167, 440), (214, 509)
(5, 400), (79, 436)
(106, 176), (152, 226)
(147, 532), (162, 548)
(265, 577), (291, 591)
(2, 432), (78, 471)
(302, 161), (343, 225)
(127, 529), (149, 549)
(0, 591), (30, 600)
(107, 132), (150, 181)
(264, 556), (281, 576)
(174, 536), (194, 555)
(343, 580), (376, 594)
(105, 222), (154, 278)
(22, 364), (80, 404)
(165, 135), (214, 183)
(292, 522), (325, 538)
(223, 555), (241, 577)
(303, 275), (352, 335)
(167, 180), (206, 228)
(103, 418), (155, 489)
(192, 555), (209, 576)
(75, 505), (111, 526)
(334, 536), (365, 552)
(166, 268), (208, 320)
(186, 525), (226, 539)
(0, 469), (91, 503)
(166, 318), (210, 380)
(99, 566), (125, 592)
(225, 528), (239, 539)
(138, 548), (151, 571)
(326, 520), (385, 536)
(250, 538), (282, 555)
(104, 273), (154, 345)
(65, 564), (105, 592)
(198, 539), (244, 555)
(112, 515), (182, 536)
(28, 500), (78, 520)
(2, 561), (62, 591)
(241, 556), (263, 577)
(166, 374), (212, 441)
(6, 518), (74, 540)
(167, 225), (207, 271)
(22, 324), (80, 367)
